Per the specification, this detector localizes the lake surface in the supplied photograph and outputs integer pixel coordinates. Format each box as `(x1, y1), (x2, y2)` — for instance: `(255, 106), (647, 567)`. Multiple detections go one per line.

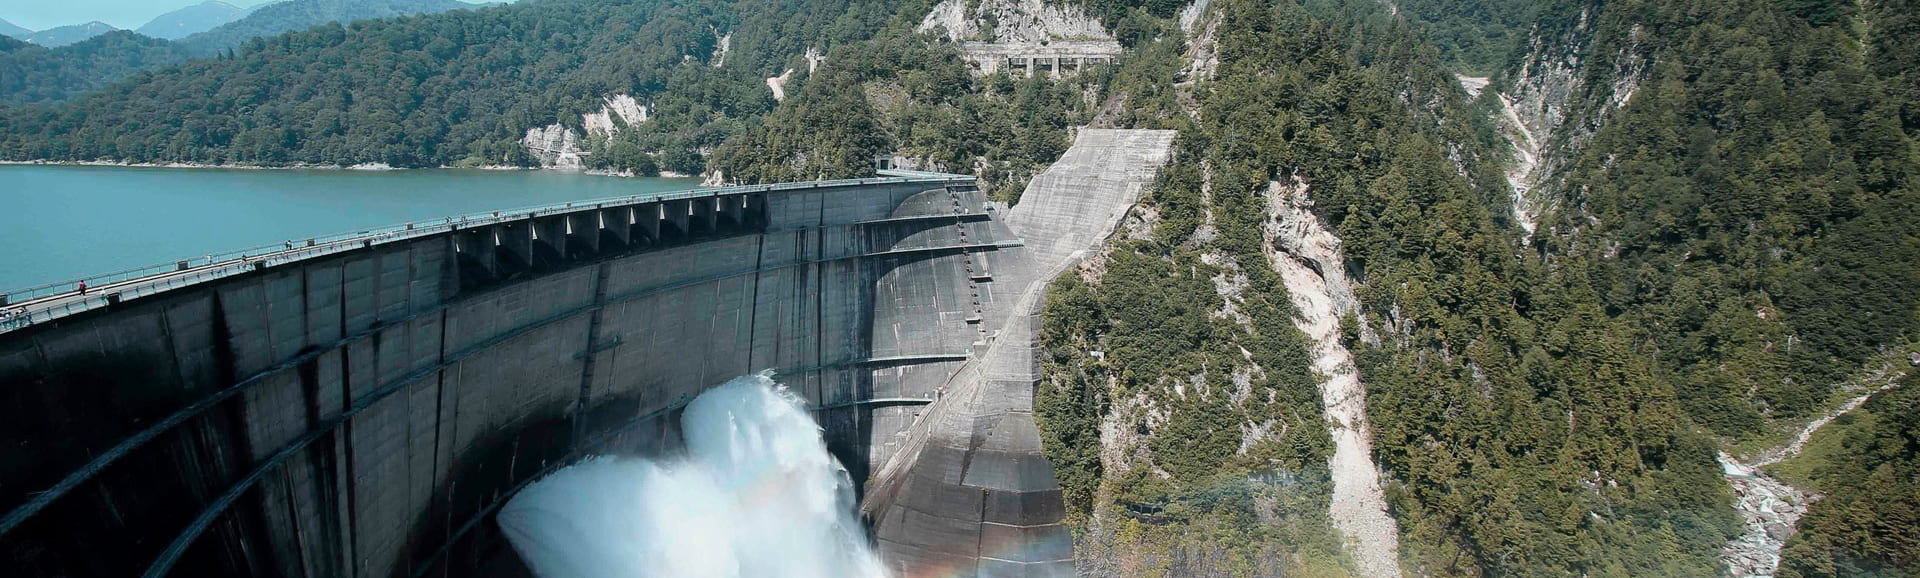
(0, 165), (699, 291)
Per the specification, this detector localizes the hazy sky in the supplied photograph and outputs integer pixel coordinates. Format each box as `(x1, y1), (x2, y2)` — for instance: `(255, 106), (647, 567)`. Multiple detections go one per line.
(1, 0), (275, 31)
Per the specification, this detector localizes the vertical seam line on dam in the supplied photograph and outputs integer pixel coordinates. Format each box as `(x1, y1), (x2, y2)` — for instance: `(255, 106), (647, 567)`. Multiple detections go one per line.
(573, 262), (612, 447)
(746, 232), (766, 370)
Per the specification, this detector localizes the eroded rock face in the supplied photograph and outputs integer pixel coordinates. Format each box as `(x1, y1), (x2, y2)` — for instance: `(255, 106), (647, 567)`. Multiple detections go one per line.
(1261, 178), (1401, 578)
(1498, 14), (1583, 236)
(1495, 8), (1646, 238)
(919, 0), (1109, 43)
(519, 94), (650, 168)
(521, 124), (584, 169)
(583, 94), (649, 139)
(766, 69), (793, 102)
(921, 0), (1121, 77)
(1180, 0), (1219, 82)
(711, 31), (730, 67)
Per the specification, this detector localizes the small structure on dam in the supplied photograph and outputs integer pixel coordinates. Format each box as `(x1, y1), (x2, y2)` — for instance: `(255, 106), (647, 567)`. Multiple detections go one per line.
(0, 129), (1177, 578)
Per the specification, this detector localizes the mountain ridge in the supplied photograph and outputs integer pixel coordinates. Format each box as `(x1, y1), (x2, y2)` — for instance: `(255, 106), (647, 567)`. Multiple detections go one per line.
(0, 17), (30, 39)
(19, 21), (118, 47)
(135, 1), (251, 40)
(176, 0), (480, 55)
(0, 0), (487, 104)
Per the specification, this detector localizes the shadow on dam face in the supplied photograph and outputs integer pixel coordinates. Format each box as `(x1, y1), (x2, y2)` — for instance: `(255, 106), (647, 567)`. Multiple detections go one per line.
(402, 389), (682, 578)
(0, 173), (1001, 577)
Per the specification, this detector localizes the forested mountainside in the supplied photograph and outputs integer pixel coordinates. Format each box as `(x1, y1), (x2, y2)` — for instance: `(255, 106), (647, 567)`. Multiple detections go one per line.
(17, 22), (118, 48)
(136, 1), (251, 41)
(1505, 0), (1920, 442)
(1377, 0), (1546, 74)
(0, 0), (880, 168)
(0, 0), (1094, 197)
(1039, 0), (1737, 573)
(709, 29), (1102, 196)
(1416, 0), (1919, 573)
(0, 0), (483, 104)
(1036, 0), (1916, 575)
(0, 0), (1916, 574)
(0, 32), (193, 105)
(172, 0), (482, 54)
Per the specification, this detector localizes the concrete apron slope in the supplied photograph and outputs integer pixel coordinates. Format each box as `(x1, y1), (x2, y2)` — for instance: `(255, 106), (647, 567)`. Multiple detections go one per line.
(863, 129), (1177, 578)
(1264, 178), (1404, 578)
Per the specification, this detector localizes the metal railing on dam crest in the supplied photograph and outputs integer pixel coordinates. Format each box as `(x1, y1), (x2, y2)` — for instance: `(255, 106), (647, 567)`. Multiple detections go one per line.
(0, 170), (971, 334)
(0, 169), (1020, 577)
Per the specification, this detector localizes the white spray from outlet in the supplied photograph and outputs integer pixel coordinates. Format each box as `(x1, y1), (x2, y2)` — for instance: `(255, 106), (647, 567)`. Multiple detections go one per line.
(497, 372), (887, 578)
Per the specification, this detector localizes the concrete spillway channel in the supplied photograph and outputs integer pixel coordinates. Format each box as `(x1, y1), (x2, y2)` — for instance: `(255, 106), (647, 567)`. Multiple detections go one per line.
(863, 129), (1178, 578)
(0, 171), (1046, 577)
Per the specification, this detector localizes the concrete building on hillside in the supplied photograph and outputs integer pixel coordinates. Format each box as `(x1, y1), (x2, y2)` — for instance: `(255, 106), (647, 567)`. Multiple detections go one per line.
(961, 40), (1123, 76)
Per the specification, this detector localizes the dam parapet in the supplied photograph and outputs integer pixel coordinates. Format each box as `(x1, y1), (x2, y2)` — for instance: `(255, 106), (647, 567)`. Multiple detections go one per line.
(0, 171), (1007, 577)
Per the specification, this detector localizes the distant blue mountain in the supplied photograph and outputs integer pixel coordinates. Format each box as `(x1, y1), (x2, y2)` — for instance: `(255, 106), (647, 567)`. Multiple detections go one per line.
(0, 0), (490, 104)
(22, 21), (118, 47)
(0, 18), (30, 39)
(136, 1), (251, 40)
(180, 0), (481, 54)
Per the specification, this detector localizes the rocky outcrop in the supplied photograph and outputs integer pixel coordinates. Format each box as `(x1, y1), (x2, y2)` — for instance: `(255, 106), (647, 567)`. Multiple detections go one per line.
(1494, 8), (1647, 238)
(766, 69), (793, 102)
(520, 124), (584, 169)
(1180, 0), (1219, 83)
(711, 31), (730, 67)
(921, 0), (1121, 77)
(582, 94), (648, 139)
(1262, 178), (1400, 578)
(1719, 455), (1809, 578)
(519, 94), (650, 169)
(919, 0), (1109, 43)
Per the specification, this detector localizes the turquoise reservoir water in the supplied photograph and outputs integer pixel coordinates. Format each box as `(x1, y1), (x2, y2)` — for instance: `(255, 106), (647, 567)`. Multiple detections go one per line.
(0, 165), (698, 292)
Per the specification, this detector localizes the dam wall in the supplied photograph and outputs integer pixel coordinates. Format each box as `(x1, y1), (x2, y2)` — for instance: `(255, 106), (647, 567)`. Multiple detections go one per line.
(865, 129), (1179, 578)
(0, 172), (999, 577)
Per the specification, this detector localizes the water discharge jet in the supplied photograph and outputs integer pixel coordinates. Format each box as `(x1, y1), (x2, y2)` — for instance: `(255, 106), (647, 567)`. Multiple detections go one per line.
(498, 372), (886, 578)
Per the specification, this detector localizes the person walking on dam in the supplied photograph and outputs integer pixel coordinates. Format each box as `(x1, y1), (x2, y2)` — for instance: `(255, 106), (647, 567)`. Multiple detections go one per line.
(77, 280), (87, 294)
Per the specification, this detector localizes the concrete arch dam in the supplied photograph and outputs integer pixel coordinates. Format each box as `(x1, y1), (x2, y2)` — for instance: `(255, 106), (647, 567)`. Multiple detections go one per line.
(0, 170), (996, 576)
(0, 130), (1176, 578)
